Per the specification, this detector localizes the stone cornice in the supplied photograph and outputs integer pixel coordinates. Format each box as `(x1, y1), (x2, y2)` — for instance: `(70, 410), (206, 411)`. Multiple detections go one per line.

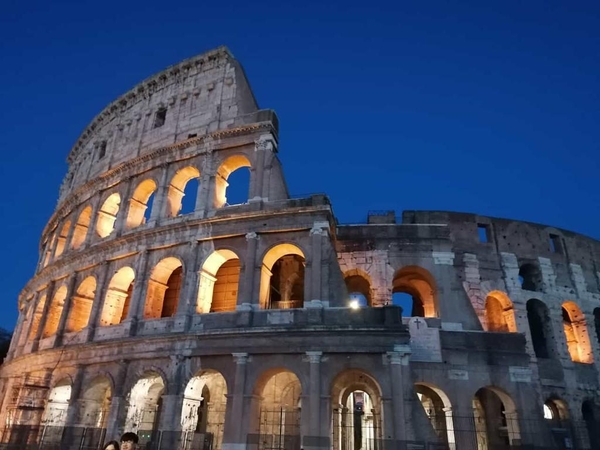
(46, 122), (273, 238)
(22, 202), (333, 306)
(66, 46), (233, 165)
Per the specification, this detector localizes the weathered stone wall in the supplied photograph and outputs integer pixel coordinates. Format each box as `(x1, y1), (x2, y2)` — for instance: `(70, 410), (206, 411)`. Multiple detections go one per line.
(2, 47), (600, 450)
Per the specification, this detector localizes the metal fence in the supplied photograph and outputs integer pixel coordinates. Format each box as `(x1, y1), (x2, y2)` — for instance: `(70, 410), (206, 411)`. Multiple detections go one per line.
(0, 419), (598, 450)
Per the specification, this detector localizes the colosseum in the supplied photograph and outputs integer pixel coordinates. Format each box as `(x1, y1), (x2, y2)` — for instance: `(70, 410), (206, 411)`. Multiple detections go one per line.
(0, 46), (599, 450)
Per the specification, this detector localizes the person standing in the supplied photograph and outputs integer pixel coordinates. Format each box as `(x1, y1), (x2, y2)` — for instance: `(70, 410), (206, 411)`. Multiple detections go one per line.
(120, 432), (139, 450)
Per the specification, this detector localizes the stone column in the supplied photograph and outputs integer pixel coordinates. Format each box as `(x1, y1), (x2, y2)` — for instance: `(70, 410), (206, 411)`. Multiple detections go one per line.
(309, 225), (327, 301)
(6, 310), (26, 360)
(174, 241), (200, 331)
(65, 365), (86, 426)
(386, 345), (411, 441)
(451, 399), (478, 450)
(105, 360), (129, 440)
(86, 262), (111, 342)
(304, 351), (325, 450)
(249, 134), (276, 202)
(114, 178), (134, 236)
(126, 249), (150, 336)
(55, 274), (79, 347)
(149, 164), (170, 223)
(22, 291), (43, 352)
(223, 353), (249, 450)
(31, 281), (56, 352)
(238, 232), (259, 309)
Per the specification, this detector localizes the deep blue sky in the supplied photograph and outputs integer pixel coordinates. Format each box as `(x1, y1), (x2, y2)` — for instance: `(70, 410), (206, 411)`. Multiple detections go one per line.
(1, 1), (599, 331)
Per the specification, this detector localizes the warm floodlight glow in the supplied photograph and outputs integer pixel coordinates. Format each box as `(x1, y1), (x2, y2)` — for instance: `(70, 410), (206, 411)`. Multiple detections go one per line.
(349, 299), (360, 310)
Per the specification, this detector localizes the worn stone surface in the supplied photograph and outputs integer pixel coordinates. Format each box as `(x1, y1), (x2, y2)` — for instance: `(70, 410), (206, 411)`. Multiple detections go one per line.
(1, 47), (600, 450)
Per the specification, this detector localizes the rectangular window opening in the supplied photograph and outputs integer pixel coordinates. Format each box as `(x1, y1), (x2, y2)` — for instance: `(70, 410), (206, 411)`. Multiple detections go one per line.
(477, 224), (490, 243)
(549, 234), (561, 253)
(154, 108), (167, 129)
(98, 141), (107, 160)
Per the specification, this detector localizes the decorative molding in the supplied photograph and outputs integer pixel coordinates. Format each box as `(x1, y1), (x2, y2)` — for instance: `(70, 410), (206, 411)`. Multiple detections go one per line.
(48, 122), (273, 238)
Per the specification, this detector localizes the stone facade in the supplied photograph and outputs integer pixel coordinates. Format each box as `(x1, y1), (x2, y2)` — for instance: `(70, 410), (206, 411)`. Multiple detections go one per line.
(1, 46), (600, 450)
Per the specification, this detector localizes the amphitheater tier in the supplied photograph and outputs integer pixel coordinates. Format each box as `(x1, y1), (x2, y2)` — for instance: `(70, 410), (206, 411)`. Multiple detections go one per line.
(2, 47), (600, 450)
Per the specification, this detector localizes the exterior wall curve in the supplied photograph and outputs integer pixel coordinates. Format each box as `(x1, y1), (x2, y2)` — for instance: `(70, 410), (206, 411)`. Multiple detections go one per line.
(2, 47), (600, 450)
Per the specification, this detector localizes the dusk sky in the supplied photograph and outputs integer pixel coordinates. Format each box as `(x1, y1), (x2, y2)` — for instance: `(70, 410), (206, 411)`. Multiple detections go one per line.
(1, 1), (599, 331)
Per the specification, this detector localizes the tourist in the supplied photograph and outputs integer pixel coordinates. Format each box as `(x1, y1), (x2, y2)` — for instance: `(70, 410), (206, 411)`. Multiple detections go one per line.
(120, 432), (139, 450)
(102, 441), (120, 450)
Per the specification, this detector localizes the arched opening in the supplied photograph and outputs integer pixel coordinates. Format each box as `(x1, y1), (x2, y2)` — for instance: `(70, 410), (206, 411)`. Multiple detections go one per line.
(53, 221), (71, 258)
(42, 286), (68, 338)
(79, 376), (112, 428)
(125, 372), (165, 436)
(582, 400), (600, 449)
(96, 193), (121, 238)
(518, 263), (543, 292)
(167, 166), (200, 217)
(562, 301), (593, 364)
(260, 244), (305, 310)
(485, 291), (517, 332)
(197, 250), (241, 313)
(42, 378), (72, 427)
(392, 266), (437, 317)
(344, 270), (372, 307)
(415, 383), (455, 448)
(144, 257), (183, 319)
(28, 294), (47, 340)
(253, 370), (302, 450)
(526, 299), (556, 359)
(126, 179), (157, 229)
(100, 267), (135, 326)
(181, 371), (227, 450)
(71, 206), (92, 250)
(17, 304), (34, 348)
(214, 155), (252, 208)
(543, 397), (573, 449)
(331, 369), (383, 450)
(66, 276), (96, 333)
(472, 387), (521, 450)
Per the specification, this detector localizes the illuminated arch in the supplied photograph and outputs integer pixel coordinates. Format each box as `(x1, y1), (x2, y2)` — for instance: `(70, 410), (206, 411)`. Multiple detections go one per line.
(392, 266), (438, 317)
(71, 206), (92, 249)
(260, 243), (306, 309)
(79, 375), (113, 427)
(53, 220), (71, 258)
(100, 267), (135, 326)
(144, 257), (183, 319)
(197, 249), (241, 313)
(96, 193), (121, 238)
(66, 276), (96, 333)
(124, 371), (166, 434)
(562, 301), (593, 364)
(331, 369), (384, 450)
(415, 382), (455, 447)
(28, 293), (47, 340)
(42, 377), (72, 427)
(167, 166), (200, 217)
(126, 179), (157, 229)
(214, 154), (252, 208)
(473, 386), (521, 449)
(42, 285), (68, 338)
(485, 291), (517, 332)
(181, 370), (228, 447)
(344, 269), (373, 307)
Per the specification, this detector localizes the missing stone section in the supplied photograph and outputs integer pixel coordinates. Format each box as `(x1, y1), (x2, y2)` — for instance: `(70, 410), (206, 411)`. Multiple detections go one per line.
(477, 223), (490, 243)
